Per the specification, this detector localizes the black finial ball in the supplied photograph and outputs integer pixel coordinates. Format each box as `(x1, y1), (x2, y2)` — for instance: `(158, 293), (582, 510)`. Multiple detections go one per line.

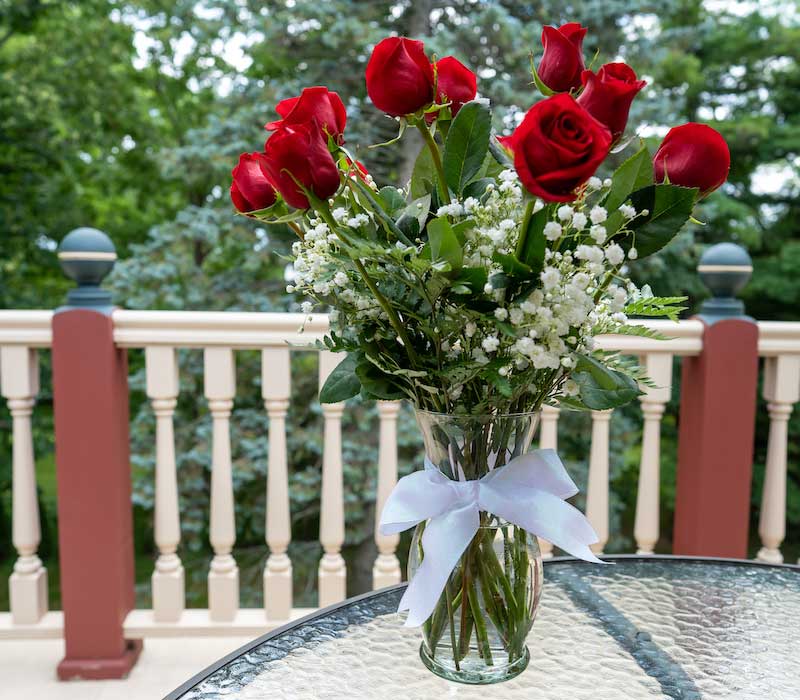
(697, 242), (752, 300)
(57, 227), (117, 286)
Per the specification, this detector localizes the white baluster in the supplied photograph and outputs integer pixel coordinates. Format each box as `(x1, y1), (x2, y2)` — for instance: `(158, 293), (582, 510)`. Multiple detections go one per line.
(262, 347), (293, 621)
(758, 356), (800, 564)
(537, 404), (560, 558)
(634, 353), (672, 554)
(145, 347), (184, 622)
(586, 409), (613, 554)
(204, 348), (238, 621)
(1, 347), (48, 624)
(318, 351), (346, 606)
(373, 400), (401, 589)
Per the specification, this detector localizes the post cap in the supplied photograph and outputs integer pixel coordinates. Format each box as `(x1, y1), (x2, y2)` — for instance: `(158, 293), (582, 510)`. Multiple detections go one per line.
(57, 228), (117, 312)
(697, 242), (752, 323)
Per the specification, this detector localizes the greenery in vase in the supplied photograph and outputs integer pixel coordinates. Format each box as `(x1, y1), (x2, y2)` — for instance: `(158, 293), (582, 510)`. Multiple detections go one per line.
(233, 24), (730, 418)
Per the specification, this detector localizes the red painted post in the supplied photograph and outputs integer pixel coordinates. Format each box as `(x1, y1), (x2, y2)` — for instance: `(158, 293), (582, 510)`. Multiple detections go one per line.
(673, 243), (758, 558)
(52, 228), (142, 680)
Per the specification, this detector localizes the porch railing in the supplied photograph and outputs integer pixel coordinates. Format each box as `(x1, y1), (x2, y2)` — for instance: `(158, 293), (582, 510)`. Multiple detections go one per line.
(0, 232), (797, 679)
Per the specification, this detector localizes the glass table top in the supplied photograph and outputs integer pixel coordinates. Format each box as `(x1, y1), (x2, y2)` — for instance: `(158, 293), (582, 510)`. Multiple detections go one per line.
(167, 556), (800, 699)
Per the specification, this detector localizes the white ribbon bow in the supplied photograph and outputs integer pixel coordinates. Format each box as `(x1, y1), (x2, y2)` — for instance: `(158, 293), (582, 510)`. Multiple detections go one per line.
(379, 449), (604, 627)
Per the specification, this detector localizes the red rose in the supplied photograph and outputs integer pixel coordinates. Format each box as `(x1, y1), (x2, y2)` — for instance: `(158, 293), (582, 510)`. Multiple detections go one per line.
(265, 86), (347, 144)
(261, 122), (341, 209)
(433, 56), (477, 117)
(653, 123), (730, 195)
(366, 37), (435, 116)
(230, 152), (277, 212)
(503, 94), (612, 202)
(537, 23), (588, 93)
(577, 63), (646, 140)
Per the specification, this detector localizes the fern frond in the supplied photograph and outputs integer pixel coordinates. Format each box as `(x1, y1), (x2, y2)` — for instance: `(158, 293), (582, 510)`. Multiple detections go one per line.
(625, 295), (687, 321)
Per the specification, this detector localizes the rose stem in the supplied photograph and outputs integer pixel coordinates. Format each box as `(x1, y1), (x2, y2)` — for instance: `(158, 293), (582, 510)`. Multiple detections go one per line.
(468, 573), (493, 665)
(416, 122), (451, 205)
(515, 198), (537, 259)
(313, 201), (422, 368)
(445, 581), (460, 671)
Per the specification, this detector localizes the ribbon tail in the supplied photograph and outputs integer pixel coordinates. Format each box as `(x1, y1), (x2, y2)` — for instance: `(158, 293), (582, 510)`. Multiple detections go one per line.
(480, 486), (605, 564)
(398, 503), (479, 627)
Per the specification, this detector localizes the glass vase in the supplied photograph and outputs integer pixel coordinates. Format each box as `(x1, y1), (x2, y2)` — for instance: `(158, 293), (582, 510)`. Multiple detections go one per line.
(409, 410), (544, 684)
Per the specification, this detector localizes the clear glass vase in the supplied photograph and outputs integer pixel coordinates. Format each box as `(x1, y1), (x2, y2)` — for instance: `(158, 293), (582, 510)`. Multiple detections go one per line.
(409, 410), (544, 684)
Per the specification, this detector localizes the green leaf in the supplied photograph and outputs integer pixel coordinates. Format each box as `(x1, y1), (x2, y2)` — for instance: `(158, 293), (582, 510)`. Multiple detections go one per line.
(319, 353), (361, 403)
(517, 205), (549, 272)
(443, 100), (492, 195)
(396, 194), (430, 239)
(572, 353), (641, 410)
(604, 146), (653, 212)
(355, 361), (406, 400)
(463, 177), (494, 201)
(621, 184), (699, 257)
(378, 186), (406, 215)
(492, 252), (532, 277)
(410, 145), (436, 199)
(451, 266), (488, 294)
(427, 216), (463, 271)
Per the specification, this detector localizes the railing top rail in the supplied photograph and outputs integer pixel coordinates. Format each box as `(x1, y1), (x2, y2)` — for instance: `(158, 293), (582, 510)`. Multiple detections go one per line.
(0, 310), (53, 347)
(4, 311), (799, 358)
(757, 321), (800, 356)
(112, 309), (330, 349)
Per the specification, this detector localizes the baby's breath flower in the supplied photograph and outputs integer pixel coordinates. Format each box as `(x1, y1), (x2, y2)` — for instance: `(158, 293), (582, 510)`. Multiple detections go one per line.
(494, 307), (509, 321)
(482, 335), (500, 352)
(543, 221), (562, 241)
(628, 247), (639, 260)
(620, 204), (636, 219)
(301, 301), (313, 314)
(571, 212), (588, 230)
(605, 243), (625, 266)
(557, 205), (574, 221)
(589, 224), (607, 244)
(590, 206), (608, 224)
(540, 267), (561, 290)
(588, 176), (602, 189)
(603, 178), (613, 188)
(465, 321), (477, 338)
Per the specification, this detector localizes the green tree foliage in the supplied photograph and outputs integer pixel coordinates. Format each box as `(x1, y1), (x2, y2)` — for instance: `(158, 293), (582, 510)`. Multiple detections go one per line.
(1, 1), (799, 606)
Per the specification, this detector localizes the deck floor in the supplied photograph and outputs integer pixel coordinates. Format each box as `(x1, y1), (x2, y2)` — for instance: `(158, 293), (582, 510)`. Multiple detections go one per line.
(1, 636), (253, 699)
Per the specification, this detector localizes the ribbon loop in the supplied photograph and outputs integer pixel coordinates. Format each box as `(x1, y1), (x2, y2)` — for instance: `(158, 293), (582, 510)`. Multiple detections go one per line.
(379, 448), (603, 627)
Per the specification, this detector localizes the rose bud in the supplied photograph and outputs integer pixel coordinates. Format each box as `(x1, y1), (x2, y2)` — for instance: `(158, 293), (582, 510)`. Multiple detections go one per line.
(366, 36), (435, 116)
(653, 123), (730, 195)
(503, 93), (612, 202)
(577, 62), (646, 140)
(433, 56), (477, 117)
(265, 86), (347, 144)
(230, 152), (277, 212)
(537, 23), (588, 93)
(261, 121), (341, 209)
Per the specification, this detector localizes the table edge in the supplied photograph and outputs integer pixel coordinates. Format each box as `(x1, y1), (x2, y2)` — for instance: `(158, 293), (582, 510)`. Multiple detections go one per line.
(162, 554), (800, 700)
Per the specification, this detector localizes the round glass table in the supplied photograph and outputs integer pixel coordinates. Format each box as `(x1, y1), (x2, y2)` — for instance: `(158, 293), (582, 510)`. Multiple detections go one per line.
(165, 556), (800, 699)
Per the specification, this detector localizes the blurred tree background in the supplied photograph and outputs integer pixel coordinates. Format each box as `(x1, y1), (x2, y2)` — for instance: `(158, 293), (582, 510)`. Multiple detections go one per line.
(1, 0), (798, 608)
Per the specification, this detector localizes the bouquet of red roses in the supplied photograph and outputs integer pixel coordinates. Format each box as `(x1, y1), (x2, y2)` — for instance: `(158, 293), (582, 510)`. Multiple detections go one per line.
(230, 22), (729, 417)
(230, 22), (731, 683)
